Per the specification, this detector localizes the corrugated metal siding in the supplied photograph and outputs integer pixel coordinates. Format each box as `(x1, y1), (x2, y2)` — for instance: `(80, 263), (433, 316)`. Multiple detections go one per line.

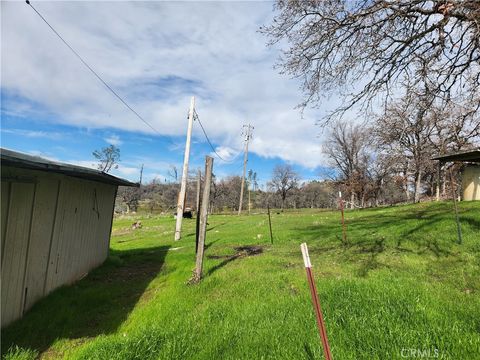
(1, 167), (116, 328)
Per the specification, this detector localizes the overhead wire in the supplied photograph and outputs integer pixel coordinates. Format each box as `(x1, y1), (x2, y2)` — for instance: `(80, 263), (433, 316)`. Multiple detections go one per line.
(25, 0), (163, 136)
(193, 109), (242, 164)
(26, 0), (247, 170)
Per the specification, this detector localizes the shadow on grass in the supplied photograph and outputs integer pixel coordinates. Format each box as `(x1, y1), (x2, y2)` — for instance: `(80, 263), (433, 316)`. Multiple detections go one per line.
(206, 246), (264, 277)
(303, 343), (316, 360)
(292, 205), (467, 276)
(185, 222), (227, 238)
(298, 205), (458, 250)
(1, 245), (170, 357)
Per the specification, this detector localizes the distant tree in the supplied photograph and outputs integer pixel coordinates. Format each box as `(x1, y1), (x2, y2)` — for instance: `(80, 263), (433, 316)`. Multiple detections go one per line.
(92, 145), (120, 173)
(324, 121), (371, 208)
(168, 165), (178, 183)
(302, 181), (332, 209)
(269, 165), (300, 210)
(262, 0), (480, 123)
(213, 176), (244, 212)
(252, 172), (258, 191)
(118, 186), (139, 213)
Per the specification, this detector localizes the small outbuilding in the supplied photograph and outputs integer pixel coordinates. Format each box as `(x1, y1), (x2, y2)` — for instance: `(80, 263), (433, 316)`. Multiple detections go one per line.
(432, 148), (480, 201)
(1, 148), (137, 327)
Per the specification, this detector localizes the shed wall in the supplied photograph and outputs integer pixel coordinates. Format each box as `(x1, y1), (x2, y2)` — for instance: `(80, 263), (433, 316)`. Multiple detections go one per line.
(462, 165), (480, 201)
(1, 166), (116, 327)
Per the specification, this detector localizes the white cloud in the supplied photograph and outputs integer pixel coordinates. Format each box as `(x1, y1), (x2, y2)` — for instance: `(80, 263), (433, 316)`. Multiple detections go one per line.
(2, 1), (330, 169)
(2, 128), (64, 140)
(67, 159), (98, 170)
(104, 134), (122, 146)
(25, 150), (60, 162)
(211, 146), (242, 163)
(67, 159), (139, 180)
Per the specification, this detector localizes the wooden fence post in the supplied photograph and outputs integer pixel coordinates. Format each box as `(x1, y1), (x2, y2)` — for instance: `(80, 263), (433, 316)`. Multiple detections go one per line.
(195, 169), (202, 254)
(194, 156), (214, 282)
(267, 203), (273, 244)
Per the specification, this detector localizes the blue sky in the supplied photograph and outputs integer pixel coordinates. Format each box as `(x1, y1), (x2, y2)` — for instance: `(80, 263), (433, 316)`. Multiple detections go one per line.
(1, 1), (334, 186)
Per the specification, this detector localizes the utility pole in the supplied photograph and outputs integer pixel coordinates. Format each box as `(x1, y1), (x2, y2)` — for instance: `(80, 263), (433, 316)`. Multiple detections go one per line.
(193, 156), (214, 283)
(175, 96), (195, 241)
(238, 124), (253, 215)
(139, 164), (144, 184)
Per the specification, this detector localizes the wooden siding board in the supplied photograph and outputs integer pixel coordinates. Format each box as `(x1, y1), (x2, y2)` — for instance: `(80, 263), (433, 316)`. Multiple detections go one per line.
(1, 181), (11, 264)
(44, 178), (68, 294)
(1, 183), (35, 327)
(24, 178), (60, 310)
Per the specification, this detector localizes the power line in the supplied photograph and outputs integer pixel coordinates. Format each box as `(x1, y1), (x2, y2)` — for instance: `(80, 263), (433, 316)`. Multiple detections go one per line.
(193, 109), (239, 163)
(25, 0), (162, 136)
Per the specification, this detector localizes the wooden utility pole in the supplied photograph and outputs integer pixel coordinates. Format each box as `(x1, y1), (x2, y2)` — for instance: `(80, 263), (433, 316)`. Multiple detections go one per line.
(238, 124), (253, 215)
(194, 156), (214, 282)
(175, 96), (195, 241)
(195, 169), (202, 254)
(139, 164), (144, 184)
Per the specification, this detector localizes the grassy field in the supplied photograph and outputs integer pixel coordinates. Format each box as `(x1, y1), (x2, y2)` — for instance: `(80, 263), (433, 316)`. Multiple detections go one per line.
(2, 201), (480, 359)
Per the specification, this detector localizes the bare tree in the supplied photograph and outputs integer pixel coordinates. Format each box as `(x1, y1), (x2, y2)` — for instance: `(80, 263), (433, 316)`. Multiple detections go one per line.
(262, 0), (480, 123)
(324, 121), (371, 208)
(168, 165), (178, 183)
(269, 164), (300, 210)
(374, 81), (438, 203)
(92, 145), (120, 173)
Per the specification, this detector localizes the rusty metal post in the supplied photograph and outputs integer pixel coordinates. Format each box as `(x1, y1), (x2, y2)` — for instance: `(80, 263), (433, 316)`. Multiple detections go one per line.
(300, 243), (333, 360)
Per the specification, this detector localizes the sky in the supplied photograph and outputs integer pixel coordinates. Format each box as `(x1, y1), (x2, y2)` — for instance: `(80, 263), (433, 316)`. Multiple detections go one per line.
(1, 1), (335, 187)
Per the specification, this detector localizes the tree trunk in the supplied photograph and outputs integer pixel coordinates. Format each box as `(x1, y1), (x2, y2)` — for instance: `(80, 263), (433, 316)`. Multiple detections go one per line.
(350, 192), (355, 209)
(414, 169), (422, 203)
(442, 170), (446, 197)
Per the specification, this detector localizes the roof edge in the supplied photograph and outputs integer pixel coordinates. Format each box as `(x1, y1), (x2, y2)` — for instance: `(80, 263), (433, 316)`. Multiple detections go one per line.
(1, 148), (139, 187)
(431, 148), (480, 163)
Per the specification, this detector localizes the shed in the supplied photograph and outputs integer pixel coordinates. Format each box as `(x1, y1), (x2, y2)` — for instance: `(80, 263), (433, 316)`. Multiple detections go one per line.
(1, 148), (137, 327)
(432, 148), (480, 201)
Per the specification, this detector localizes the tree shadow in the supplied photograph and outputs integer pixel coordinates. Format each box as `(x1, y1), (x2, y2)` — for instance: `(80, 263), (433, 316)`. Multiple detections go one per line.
(463, 216), (480, 232)
(355, 237), (386, 277)
(296, 206), (459, 259)
(206, 246), (263, 276)
(303, 342), (316, 360)
(1, 245), (170, 357)
(204, 238), (221, 251)
(185, 222), (227, 238)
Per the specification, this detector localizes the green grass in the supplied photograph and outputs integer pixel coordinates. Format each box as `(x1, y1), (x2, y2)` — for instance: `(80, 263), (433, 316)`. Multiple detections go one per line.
(2, 201), (480, 359)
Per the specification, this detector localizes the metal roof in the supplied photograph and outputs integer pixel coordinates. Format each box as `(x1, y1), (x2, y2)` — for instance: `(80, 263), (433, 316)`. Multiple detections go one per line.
(1, 148), (138, 187)
(431, 148), (480, 163)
